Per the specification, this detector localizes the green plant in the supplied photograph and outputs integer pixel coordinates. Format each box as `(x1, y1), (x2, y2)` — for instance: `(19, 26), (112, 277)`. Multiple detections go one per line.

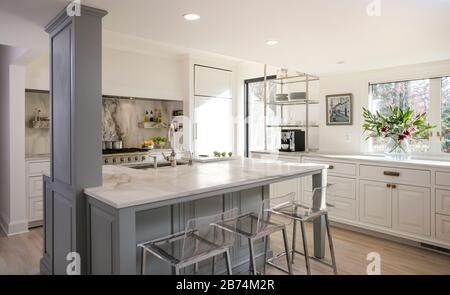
(221, 152), (226, 157)
(152, 136), (166, 143)
(228, 152), (233, 157)
(362, 106), (435, 153)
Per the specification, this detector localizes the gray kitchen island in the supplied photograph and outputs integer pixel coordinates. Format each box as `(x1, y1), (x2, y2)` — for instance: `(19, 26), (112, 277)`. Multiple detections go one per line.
(84, 158), (328, 275)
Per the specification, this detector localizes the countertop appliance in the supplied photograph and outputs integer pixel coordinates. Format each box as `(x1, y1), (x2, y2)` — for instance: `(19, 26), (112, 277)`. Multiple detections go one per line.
(280, 129), (305, 152)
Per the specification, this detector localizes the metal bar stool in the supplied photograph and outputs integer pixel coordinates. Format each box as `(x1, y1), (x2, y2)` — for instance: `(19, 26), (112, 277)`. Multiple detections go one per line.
(269, 186), (338, 275)
(217, 197), (293, 275)
(138, 208), (239, 275)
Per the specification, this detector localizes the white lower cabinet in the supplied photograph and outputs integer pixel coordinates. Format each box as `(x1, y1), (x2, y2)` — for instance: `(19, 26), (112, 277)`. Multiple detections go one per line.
(359, 180), (392, 228)
(392, 185), (430, 236)
(26, 159), (50, 225)
(436, 214), (450, 242)
(327, 196), (356, 220)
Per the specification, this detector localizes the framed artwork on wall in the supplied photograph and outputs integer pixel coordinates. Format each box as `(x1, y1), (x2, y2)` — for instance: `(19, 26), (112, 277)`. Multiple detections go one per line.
(326, 93), (353, 125)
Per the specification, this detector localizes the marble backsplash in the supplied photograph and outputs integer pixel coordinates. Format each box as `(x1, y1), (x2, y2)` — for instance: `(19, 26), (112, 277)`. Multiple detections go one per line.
(25, 92), (183, 156)
(26, 91), (50, 156)
(102, 97), (183, 148)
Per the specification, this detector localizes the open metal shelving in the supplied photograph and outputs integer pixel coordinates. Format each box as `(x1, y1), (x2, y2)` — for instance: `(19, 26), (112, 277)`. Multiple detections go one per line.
(263, 66), (320, 152)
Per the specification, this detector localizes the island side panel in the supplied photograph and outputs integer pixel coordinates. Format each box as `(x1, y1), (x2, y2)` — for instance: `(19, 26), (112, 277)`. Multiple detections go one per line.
(312, 169), (327, 259)
(88, 184), (272, 275)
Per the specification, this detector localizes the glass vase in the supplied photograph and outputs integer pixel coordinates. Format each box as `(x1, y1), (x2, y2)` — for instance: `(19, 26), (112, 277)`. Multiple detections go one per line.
(384, 137), (411, 160)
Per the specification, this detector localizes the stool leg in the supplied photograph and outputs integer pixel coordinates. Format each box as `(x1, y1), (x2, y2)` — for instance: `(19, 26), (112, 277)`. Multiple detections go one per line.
(174, 265), (181, 275)
(263, 236), (269, 274)
(211, 255), (216, 275)
(292, 219), (297, 263)
(225, 249), (233, 275)
(140, 248), (147, 275)
(248, 238), (257, 275)
(281, 227), (293, 275)
(325, 214), (338, 275)
(300, 221), (311, 275)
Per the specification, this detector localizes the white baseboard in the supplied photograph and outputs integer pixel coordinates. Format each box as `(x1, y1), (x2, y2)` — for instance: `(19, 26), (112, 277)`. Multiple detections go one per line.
(0, 213), (29, 236)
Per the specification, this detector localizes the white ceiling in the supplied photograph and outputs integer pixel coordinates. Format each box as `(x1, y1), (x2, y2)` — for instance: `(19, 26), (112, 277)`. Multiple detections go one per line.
(1, 0), (450, 74)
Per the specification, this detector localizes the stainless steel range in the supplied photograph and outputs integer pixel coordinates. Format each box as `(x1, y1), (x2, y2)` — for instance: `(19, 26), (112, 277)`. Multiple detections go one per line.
(102, 148), (154, 165)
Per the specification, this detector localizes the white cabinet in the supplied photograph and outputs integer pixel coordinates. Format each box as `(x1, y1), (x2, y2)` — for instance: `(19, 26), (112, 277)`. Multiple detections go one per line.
(359, 180), (392, 228)
(26, 159), (50, 225)
(392, 185), (430, 236)
(194, 65), (232, 98)
(436, 189), (450, 215)
(327, 195), (356, 220)
(436, 214), (450, 242)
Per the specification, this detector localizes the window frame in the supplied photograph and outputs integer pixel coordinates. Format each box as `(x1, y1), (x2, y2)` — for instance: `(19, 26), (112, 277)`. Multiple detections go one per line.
(367, 76), (450, 157)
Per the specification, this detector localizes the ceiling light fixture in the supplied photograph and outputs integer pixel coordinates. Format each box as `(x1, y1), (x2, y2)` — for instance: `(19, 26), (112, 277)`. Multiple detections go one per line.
(265, 40), (279, 46)
(183, 13), (200, 21)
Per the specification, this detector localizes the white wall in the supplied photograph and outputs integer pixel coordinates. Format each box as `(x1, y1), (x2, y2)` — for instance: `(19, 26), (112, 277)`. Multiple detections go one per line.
(0, 45), (28, 235)
(319, 59), (450, 154)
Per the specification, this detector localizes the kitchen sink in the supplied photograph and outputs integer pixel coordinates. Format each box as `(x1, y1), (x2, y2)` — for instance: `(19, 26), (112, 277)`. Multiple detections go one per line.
(127, 160), (189, 169)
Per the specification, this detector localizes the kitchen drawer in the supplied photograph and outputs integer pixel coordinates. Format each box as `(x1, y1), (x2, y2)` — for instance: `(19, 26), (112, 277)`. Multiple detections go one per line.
(303, 176), (356, 200)
(28, 176), (44, 198)
(436, 171), (450, 187)
(436, 214), (450, 243)
(359, 164), (430, 187)
(303, 157), (356, 176)
(29, 197), (43, 221)
(328, 196), (356, 221)
(436, 189), (450, 216)
(27, 160), (50, 176)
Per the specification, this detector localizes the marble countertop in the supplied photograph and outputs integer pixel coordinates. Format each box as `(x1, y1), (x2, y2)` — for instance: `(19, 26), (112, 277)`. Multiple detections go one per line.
(251, 150), (450, 169)
(84, 158), (327, 209)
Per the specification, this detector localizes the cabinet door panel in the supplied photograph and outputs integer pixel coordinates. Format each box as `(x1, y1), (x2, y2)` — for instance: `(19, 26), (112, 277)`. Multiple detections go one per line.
(327, 196), (356, 221)
(359, 180), (391, 228)
(392, 185), (430, 236)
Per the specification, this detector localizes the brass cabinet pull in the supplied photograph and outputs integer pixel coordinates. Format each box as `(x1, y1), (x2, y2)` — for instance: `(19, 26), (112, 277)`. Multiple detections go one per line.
(386, 183), (391, 188)
(384, 171), (400, 177)
(391, 184), (397, 189)
(329, 165), (335, 170)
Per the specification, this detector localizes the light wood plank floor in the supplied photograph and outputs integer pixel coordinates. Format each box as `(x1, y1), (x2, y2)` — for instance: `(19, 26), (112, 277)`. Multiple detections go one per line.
(1, 224), (449, 275)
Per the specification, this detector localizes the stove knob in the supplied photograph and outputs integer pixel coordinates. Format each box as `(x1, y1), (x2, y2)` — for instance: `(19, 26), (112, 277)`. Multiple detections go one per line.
(120, 157), (124, 162)
(142, 156), (146, 161)
(128, 157), (132, 162)
(113, 158), (116, 163)
(135, 156), (139, 161)
(105, 159), (109, 164)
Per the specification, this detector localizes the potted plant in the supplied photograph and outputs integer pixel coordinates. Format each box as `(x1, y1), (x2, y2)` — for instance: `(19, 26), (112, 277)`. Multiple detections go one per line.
(153, 136), (167, 149)
(362, 106), (435, 160)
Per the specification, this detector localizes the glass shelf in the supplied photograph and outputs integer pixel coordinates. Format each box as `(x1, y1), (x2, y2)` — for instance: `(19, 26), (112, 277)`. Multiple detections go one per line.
(267, 100), (320, 106)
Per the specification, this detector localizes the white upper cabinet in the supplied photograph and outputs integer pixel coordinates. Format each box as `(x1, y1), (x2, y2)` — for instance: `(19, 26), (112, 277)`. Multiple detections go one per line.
(194, 65), (233, 98)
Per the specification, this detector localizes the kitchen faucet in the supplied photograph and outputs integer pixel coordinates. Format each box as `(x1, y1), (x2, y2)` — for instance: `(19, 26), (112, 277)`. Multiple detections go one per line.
(162, 123), (177, 167)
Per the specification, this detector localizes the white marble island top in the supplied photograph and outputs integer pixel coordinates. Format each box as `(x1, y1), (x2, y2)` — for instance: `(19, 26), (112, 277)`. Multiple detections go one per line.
(84, 158), (327, 209)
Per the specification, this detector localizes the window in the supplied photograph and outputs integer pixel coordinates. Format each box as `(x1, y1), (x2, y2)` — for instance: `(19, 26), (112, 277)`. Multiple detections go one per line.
(369, 79), (431, 153)
(442, 77), (450, 153)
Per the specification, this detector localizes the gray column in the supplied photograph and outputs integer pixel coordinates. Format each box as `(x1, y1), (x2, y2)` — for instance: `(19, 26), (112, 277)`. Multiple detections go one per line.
(40, 5), (107, 275)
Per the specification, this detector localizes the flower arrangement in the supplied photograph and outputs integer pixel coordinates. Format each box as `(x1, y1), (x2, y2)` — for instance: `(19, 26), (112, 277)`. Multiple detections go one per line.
(362, 106), (434, 157)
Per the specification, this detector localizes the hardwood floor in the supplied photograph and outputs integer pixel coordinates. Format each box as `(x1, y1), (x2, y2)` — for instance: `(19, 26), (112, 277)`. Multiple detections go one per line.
(0, 227), (42, 275)
(1, 224), (449, 275)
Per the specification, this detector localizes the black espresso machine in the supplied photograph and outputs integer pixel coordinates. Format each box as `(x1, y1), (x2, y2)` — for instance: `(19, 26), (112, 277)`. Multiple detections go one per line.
(280, 129), (305, 152)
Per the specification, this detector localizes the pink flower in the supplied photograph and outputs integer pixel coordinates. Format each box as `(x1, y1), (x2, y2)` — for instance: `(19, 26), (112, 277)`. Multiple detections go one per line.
(398, 134), (407, 141)
(408, 126), (417, 134)
(380, 126), (389, 133)
(403, 130), (411, 137)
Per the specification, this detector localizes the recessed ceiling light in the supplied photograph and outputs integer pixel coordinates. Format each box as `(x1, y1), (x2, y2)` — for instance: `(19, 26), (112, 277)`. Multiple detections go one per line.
(183, 13), (200, 21)
(265, 40), (279, 46)
(336, 61), (345, 64)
